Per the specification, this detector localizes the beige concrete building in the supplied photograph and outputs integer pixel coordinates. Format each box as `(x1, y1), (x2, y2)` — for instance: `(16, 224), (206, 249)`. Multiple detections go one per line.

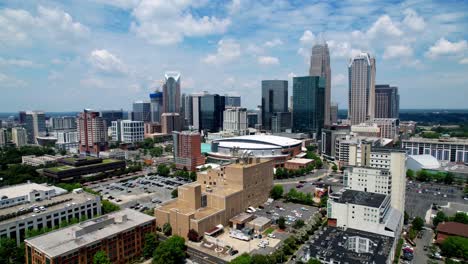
(155, 158), (274, 239)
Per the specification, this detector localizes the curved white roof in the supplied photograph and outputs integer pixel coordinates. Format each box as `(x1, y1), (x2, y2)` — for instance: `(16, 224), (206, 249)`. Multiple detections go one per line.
(215, 135), (302, 148)
(408, 155), (440, 169)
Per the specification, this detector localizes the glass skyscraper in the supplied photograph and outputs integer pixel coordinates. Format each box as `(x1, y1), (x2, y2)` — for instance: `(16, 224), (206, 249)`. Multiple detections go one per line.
(199, 94), (226, 132)
(261, 80), (288, 130)
(132, 101), (151, 122)
(163, 72), (181, 113)
(293, 76), (325, 136)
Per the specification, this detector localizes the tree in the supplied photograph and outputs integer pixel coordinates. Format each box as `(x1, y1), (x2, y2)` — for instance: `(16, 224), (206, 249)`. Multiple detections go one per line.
(404, 211), (409, 225)
(433, 211), (448, 227)
(157, 164), (170, 176)
(171, 188), (178, 198)
(93, 251), (110, 264)
(143, 233), (159, 259)
(150, 147), (163, 157)
(165, 144), (173, 153)
(416, 170), (430, 182)
(230, 253), (252, 264)
(270, 185), (284, 200)
(101, 200), (120, 214)
(444, 172), (454, 184)
(278, 216), (286, 230)
(449, 212), (468, 224)
(412, 216), (424, 231)
(163, 222), (172, 236)
(187, 229), (201, 242)
(307, 259), (321, 264)
(440, 236), (468, 259)
(406, 169), (415, 179)
(319, 195), (328, 208)
(0, 237), (18, 264)
(250, 254), (270, 264)
(331, 164), (338, 172)
(152, 236), (186, 264)
(189, 171), (197, 181)
(293, 219), (305, 229)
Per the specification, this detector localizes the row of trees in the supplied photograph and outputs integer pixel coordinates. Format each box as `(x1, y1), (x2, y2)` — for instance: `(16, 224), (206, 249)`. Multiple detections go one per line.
(406, 169), (454, 184)
(432, 211), (468, 227)
(0, 146), (55, 169)
(275, 165), (315, 179)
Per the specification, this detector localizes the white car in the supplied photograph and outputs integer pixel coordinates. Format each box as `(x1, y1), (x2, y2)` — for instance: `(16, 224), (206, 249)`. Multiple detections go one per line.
(246, 208), (255, 213)
(268, 233), (276, 238)
(248, 206), (257, 212)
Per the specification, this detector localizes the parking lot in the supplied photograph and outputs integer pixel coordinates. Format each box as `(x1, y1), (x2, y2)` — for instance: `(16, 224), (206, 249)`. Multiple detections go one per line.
(405, 181), (466, 218)
(253, 200), (318, 227)
(90, 175), (192, 211)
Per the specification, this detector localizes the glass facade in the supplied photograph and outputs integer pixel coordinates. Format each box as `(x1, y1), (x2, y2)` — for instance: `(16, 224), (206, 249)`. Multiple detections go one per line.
(200, 94), (226, 132)
(261, 80), (288, 130)
(132, 101), (151, 122)
(292, 76), (325, 136)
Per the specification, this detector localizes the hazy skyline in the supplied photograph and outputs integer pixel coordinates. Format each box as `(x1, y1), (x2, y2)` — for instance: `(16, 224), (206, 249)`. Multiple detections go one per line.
(0, 0), (467, 111)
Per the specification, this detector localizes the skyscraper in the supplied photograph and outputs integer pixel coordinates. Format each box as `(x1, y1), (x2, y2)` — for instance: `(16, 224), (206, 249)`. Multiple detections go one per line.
(163, 72), (181, 113)
(223, 107), (248, 135)
(310, 43), (331, 125)
(292, 76), (325, 136)
(77, 109), (108, 155)
(173, 130), (205, 171)
(261, 80), (288, 130)
(24, 111), (46, 144)
(0, 128), (7, 147)
(348, 53), (376, 125)
(100, 110), (124, 127)
(50, 116), (77, 130)
(149, 90), (163, 123)
(330, 102), (338, 124)
(12, 127), (27, 147)
(132, 101), (151, 122)
(225, 95), (241, 107)
(375, 84), (399, 119)
(199, 94), (226, 132)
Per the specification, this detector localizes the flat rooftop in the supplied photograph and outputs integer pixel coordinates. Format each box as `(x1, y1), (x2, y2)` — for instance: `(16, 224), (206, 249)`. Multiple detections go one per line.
(25, 209), (155, 258)
(403, 137), (468, 144)
(336, 190), (387, 208)
(304, 226), (393, 264)
(0, 183), (66, 199)
(0, 192), (99, 225)
(286, 158), (313, 164)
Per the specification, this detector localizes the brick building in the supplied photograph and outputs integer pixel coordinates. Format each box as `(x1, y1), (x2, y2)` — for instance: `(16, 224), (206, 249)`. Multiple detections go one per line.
(173, 131), (205, 171)
(77, 109), (108, 156)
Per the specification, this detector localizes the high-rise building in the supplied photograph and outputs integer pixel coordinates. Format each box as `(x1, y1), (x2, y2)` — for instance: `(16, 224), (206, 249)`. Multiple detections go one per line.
(50, 116), (77, 130)
(149, 90), (163, 123)
(189, 92), (208, 130)
(310, 43), (331, 125)
(111, 120), (145, 143)
(132, 101), (151, 122)
(225, 95), (241, 107)
(77, 109), (108, 155)
(53, 130), (79, 151)
(100, 110), (124, 127)
(163, 71), (181, 113)
(348, 53), (376, 125)
(330, 102), (338, 124)
(24, 111), (46, 144)
(321, 125), (350, 161)
(12, 127), (27, 147)
(161, 113), (181, 134)
(223, 107), (248, 135)
(247, 112), (259, 128)
(292, 76), (325, 136)
(173, 131), (205, 171)
(271, 112), (292, 133)
(261, 80), (288, 130)
(375, 85), (399, 119)
(199, 94), (226, 132)
(18, 111), (26, 124)
(0, 128), (7, 146)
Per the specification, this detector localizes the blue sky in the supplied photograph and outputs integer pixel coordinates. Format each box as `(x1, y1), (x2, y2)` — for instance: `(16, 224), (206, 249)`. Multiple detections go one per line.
(0, 0), (467, 112)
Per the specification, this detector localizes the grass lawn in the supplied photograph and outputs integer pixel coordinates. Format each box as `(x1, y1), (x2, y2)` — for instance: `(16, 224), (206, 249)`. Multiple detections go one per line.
(264, 227), (275, 235)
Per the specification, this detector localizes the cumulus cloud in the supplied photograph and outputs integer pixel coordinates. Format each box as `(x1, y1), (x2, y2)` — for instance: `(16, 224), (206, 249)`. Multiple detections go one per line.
(130, 0), (230, 45)
(426, 38), (467, 58)
(203, 39), (241, 64)
(383, 45), (413, 59)
(327, 40), (361, 58)
(264, 38), (283, 47)
(459, 58), (468, 64)
(367, 15), (403, 38)
(403, 9), (426, 32)
(0, 57), (38, 67)
(287, 72), (296, 79)
(0, 73), (27, 87)
(257, 56), (279, 65)
(89, 49), (127, 74)
(332, 73), (347, 86)
(300, 30), (315, 45)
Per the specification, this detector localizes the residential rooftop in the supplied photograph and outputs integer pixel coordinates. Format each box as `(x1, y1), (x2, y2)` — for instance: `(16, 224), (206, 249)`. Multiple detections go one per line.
(335, 190), (387, 208)
(25, 209), (155, 258)
(303, 226), (393, 264)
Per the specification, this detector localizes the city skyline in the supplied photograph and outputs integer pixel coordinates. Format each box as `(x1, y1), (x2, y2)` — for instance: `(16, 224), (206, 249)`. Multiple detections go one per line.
(0, 0), (467, 112)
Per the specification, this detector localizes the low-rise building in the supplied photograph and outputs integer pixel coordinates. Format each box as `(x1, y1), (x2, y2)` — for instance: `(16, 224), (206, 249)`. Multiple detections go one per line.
(1, 190), (100, 245)
(24, 209), (155, 264)
(43, 157), (125, 181)
(0, 182), (67, 209)
(402, 137), (468, 163)
(284, 158), (313, 170)
(435, 222), (468, 244)
(52, 130), (79, 151)
(155, 158), (273, 240)
(22, 155), (62, 167)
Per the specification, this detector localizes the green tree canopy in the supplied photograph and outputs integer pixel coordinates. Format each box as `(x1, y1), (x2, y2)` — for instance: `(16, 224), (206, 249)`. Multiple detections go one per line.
(270, 185), (284, 200)
(412, 216), (424, 231)
(152, 236), (186, 264)
(143, 233), (159, 259)
(230, 253), (252, 264)
(440, 236), (468, 259)
(278, 216), (286, 230)
(163, 222), (172, 236)
(101, 200), (120, 214)
(93, 250), (111, 264)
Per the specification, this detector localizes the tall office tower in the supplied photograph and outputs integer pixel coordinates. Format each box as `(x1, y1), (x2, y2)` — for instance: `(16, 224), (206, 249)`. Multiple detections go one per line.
(173, 131), (205, 171)
(149, 90), (163, 123)
(77, 109), (108, 155)
(200, 94), (226, 132)
(375, 84), (399, 118)
(51, 116), (77, 130)
(181, 93), (187, 127)
(24, 111), (46, 144)
(12, 127), (27, 147)
(271, 112), (292, 133)
(184, 94), (194, 127)
(100, 110), (124, 127)
(225, 95), (241, 107)
(330, 103), (338, 124)
(18, 111), (27, 124)
(348, 53), (376, 125)
(163, 71), (181, 113)
(111, 120), (144, 143)
(0, 128), (7, 146)
(292, 76), (325, 137)
(261, 80), (288, 130)
(161, 113), (181, 134)
(190, 92), (208, 130)
(247, 112), (259, 128)
(310, 43), (331, 126)
(223, 107), (248, 135)
(132, 101), (151, 122)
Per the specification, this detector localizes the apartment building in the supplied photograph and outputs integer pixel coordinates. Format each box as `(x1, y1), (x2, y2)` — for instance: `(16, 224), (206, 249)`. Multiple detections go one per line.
(402, 137), (468, 163)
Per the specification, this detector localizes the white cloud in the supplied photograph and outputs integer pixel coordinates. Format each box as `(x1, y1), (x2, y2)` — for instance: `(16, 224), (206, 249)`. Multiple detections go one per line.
(264, 38), (283, 47)
(257, 56), (279, 65)
(367, 15), (403, 38)
(287, 72), (296, 79)
(0, 6), (88, 46)
(203, 39), (241, 64)
(327, 40), (361, 58)
(426, 38), (467, 58)
(332, 73), (346, 86)
(89, 49), (127, 74)
(383, 45), (413, 59)
(459, 58), (468, 64)
(80, 77), (105, 88)
(130, 0), (230, 45)
(0, 57), (37, 67)
(300, 30), (315, 45)
(0, 73), (27, 87)
(403, 9), (426, 32)
(246, 44), (264, 55)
